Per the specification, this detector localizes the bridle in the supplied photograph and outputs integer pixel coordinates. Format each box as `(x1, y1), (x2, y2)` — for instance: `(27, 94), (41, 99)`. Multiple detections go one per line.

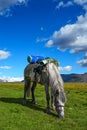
(54, 93), (64, 110)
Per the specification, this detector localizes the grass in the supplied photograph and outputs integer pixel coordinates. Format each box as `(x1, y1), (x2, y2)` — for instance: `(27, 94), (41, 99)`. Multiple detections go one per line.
(0, 82), (87, 130)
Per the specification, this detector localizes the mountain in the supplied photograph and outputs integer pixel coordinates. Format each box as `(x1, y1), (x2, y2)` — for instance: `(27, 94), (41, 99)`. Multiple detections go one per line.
(61, 72), (87, 82)
(0, 79), (4, 82)
(0, 79), (8, 82)
(0, 72), (87, 82)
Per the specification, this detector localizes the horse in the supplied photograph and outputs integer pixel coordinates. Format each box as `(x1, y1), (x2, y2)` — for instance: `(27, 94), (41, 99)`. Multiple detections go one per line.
(23, 61), (66, 118)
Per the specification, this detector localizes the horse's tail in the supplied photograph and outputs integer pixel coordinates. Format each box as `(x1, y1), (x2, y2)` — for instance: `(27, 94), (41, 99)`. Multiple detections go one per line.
(24, 77), (31, 97)
(26, 86), (31, 97)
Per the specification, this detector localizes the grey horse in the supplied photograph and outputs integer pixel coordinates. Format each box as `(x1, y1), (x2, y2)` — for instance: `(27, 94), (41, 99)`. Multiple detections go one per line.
(23, 62), (66, 118)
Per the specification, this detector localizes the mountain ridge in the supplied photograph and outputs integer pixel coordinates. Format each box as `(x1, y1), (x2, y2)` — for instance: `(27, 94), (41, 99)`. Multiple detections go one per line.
(0, 72), (87, 82)
(61, 72), (87, 82)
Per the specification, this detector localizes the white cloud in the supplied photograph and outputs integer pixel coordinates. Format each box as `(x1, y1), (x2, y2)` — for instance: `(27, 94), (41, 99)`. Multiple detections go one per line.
(0, 50), (11, 60)
(77, 59), (87, 67)
(46, 13), (87, 54)
(56, 1), (73, 9)
(56, 1), (64, 9)
(56, 0), (87, 10)
(74, 0), (87, 11)
(77, 53), (87, 67)
(36, 37), (49, 43)
(74, 0), (87, 5)
(0, 0), (29, 16)
(0, 76), (24, 82)
(0, 66), (11, 69)
(58, 66), (72, 72)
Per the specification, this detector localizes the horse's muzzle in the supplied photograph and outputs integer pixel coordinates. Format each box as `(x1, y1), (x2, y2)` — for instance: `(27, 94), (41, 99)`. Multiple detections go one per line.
(56, 106), (64, 118)
(58, 110), (64, 118)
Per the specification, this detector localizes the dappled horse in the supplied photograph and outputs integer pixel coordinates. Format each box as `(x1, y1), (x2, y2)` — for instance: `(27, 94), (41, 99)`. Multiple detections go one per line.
(23, 61), (66, 118)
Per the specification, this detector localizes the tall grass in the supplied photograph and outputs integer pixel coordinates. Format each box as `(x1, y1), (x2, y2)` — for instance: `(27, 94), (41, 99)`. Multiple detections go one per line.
(0, 82), (87, 130)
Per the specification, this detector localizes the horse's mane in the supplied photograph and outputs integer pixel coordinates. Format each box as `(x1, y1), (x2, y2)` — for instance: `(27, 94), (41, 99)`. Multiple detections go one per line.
(47, 62), (66, 103)
(47, 63), (64, 92)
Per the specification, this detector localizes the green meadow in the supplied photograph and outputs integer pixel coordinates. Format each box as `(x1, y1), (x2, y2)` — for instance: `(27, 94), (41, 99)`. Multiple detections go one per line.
(0, 82), (87, 130)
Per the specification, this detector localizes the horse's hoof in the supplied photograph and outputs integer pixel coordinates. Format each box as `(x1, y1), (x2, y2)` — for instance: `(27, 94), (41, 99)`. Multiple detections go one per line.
(58, 113), (64, 118)
(23, 100), (27, 105)
(46, 109), (51, 114)
(58, 115), (64, 118)
(31, 100), (37, 104)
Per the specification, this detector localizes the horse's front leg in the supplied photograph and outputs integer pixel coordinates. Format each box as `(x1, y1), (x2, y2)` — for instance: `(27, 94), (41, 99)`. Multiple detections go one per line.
(45, 85), (50, 114)
(51, 90), (56, 111)
(31, 82), (37, 104)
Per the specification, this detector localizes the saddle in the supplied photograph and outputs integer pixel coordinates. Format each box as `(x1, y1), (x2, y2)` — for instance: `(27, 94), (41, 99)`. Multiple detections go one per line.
(27, 55), (59, 74)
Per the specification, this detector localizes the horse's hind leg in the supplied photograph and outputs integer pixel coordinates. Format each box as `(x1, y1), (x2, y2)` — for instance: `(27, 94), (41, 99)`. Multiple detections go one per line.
(23, 79), (30, 105)
(31, 81), (37, 104)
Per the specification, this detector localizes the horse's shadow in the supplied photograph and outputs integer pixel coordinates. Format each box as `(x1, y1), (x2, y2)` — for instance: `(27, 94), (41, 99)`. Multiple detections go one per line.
(0, 97), (57, 117)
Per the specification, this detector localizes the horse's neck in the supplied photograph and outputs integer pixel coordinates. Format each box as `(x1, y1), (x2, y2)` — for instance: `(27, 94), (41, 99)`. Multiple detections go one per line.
(48, 63), (64, 91)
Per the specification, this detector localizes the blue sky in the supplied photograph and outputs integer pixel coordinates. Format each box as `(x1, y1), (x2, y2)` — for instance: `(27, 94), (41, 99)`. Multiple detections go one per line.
(0, 0), (87, 82)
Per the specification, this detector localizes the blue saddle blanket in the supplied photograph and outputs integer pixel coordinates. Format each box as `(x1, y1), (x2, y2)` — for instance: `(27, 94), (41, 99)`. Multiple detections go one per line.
(27, 55), (45, 64)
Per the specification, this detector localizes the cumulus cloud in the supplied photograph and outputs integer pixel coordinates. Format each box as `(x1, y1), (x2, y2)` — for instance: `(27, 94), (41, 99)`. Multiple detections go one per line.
(0, 76), (24, 82)
(46, 13), (87, 54)
(74, 0), (87, 11)
(0, 50), (11, 60)
(58, 66), (72, 72)
(77, 53), (87, 67)
(0, 66), (11, 69)
(0, 0), (29, 16)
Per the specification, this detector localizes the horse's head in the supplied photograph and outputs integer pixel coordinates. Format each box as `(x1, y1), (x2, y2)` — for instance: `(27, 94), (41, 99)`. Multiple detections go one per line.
(54, 89), (66, 118)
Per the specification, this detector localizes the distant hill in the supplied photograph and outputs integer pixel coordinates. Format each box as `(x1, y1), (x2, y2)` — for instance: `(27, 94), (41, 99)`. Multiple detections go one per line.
(0, 79), (8, 82)
(0, 72), (87, 82)
(0, 79), (4, 82)
(61, 72), (87, 82)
